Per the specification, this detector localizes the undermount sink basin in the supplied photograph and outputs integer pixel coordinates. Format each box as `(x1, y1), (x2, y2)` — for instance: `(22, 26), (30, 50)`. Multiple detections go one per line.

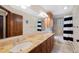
(10, 41), (32, 53)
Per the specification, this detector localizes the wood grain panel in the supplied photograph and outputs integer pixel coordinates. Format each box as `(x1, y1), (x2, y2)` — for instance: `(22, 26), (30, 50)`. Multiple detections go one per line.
(0, 6), (23, 38)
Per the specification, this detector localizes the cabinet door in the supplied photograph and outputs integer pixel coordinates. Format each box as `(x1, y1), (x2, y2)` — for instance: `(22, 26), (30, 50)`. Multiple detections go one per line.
(6, 13), (23, 37)
(30, 44), (42, 53)
(46, 35), (54, 53)
(41, 40), (47, 53)
(50, 36), (54, 51)
(29, 40), (47, 53)
(46, 37), (51, 53)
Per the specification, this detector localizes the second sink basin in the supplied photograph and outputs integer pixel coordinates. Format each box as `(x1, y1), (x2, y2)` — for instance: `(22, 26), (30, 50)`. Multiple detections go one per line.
(10, 41), (32, 53)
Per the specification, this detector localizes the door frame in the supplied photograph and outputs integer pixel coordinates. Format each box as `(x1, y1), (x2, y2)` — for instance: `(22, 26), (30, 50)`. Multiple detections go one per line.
(0, 8), (8, 38)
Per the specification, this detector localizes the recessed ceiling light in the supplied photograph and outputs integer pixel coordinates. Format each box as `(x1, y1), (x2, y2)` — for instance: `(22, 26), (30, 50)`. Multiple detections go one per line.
(16, 5), (31, 9)
(64, 6), (68, 10)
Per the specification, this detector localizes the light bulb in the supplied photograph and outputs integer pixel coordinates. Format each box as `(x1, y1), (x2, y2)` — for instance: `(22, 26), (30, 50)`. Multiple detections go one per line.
(64, 6), (68, 10)
(20, 5), (27, 9)
(39, 12), (48, 18)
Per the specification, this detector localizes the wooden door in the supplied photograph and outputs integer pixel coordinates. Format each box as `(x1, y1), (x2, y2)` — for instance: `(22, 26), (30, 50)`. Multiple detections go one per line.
(12, 14), (23, 36)
(6, 13), (23, 37)
(0, 15), (3, 39)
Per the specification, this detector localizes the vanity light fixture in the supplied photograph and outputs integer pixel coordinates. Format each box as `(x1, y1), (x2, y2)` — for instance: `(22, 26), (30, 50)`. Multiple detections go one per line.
(38, 12), (48, 18)
(20, 5), (27, 9)
(16, 5), (31, 9)
(64, 6), (68, 10)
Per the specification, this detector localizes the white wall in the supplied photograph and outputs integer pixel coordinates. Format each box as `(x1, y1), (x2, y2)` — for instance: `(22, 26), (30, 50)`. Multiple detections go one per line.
(53, 17), (64, 36)
(73, 6), (79, 42)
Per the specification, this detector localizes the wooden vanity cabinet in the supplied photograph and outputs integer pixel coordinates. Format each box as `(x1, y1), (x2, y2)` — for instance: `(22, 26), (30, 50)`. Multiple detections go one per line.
(50, 35), (54, 50)
(29, 35), (54, 53)
(46, 37), (52, 53)
(41, 40), (47, 53)
(30, 44), (42, 53)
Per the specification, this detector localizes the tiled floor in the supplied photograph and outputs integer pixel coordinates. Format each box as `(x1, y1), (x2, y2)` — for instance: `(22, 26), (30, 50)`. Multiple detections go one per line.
(51, 38), (74, 53)
(51, 40), (62, 53)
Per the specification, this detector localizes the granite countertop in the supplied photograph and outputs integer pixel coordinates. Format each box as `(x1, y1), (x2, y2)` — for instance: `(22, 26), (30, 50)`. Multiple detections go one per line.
(0, 32), (54, 53)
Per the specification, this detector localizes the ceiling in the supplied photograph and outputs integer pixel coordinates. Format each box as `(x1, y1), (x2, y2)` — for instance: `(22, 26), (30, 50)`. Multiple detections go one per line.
(41, 5), (73, 15)
(2, 5), (73, 18)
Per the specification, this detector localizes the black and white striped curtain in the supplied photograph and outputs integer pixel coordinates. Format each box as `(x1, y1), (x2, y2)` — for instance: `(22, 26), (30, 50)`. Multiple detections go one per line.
(63, 16), (73, 41)
(37, 20), (42, 31)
